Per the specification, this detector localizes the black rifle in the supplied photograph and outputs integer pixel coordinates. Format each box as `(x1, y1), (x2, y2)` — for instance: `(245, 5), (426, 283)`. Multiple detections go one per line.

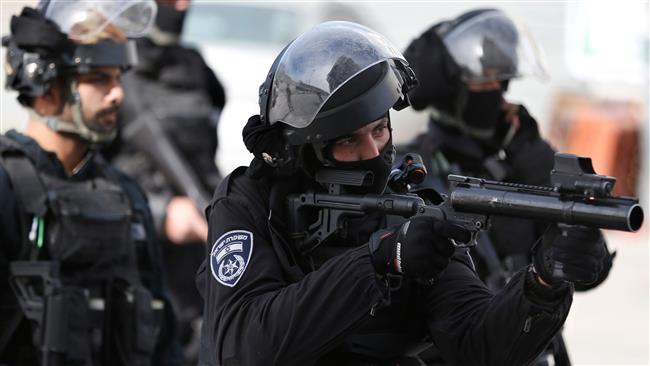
(122, 112), (212, 211)
(287, 153), (643, 254)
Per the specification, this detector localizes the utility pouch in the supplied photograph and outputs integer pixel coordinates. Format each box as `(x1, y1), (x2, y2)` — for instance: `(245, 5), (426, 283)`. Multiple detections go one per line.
(111, 283), (163, 366)
(9, 261), (93, 365)
(47, 286), (92, 363)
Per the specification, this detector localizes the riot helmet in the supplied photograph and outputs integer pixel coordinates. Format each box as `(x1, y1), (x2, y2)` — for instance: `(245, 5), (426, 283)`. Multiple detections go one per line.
(2, 0), (157, 143)
(404, 9), (547, 140)
(251, 21), (417, 192)
(440, 9), (547, 84)
(260, 21), (417, 146)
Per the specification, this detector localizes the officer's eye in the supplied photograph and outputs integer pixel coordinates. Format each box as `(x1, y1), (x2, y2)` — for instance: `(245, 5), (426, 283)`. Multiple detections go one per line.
(334, 135), (357, 147)
(372, 123), (388, 138)
(81, 72), (117, 86)
(84, 75), (109, 85)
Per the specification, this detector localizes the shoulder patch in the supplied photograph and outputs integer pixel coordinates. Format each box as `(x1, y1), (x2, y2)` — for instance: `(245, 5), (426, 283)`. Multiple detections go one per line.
(210, 230), (254, 287)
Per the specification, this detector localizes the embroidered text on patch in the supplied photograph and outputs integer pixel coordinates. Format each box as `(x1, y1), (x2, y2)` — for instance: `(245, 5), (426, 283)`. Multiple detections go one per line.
(210, 230), (254, 287)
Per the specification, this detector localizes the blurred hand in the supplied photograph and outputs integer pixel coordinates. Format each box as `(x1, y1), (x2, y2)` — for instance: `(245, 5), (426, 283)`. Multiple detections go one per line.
(369, 216), (470, 281)
(501, 104), (556, 185)
(533, 225), (607, 287)
(501, 101), (520, 129)
(164, 196), (209, 244)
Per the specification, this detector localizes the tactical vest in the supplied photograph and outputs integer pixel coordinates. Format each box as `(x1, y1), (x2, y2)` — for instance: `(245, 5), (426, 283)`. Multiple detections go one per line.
(0, 136), (161, 366)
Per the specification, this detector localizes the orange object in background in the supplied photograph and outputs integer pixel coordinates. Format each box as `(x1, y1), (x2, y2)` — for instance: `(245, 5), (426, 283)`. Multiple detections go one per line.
(548, 93), (641, 197)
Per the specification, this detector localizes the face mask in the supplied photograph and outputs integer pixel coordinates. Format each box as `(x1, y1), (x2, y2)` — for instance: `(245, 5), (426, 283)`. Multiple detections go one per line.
(155, 4), (187, 37)
(461, 89), (503, 137)
(330, 138), (395, 194)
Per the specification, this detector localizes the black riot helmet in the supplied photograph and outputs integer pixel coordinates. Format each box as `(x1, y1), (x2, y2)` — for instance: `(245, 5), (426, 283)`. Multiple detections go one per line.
(2, 0), (157, 143)
(259, 21), (417, 147)
(439, 8), (547, 84)
(250, 21), (417, 192)
(404, 9), (547, 140)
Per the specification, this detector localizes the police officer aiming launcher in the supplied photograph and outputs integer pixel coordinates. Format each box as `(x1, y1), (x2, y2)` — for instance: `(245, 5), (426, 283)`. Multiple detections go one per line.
(0, 1), (182, 365)
(196, 21), (620, 365)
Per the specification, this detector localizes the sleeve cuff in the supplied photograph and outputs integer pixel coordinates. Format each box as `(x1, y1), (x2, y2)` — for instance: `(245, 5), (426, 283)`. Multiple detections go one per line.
(524, 264), (571, 306)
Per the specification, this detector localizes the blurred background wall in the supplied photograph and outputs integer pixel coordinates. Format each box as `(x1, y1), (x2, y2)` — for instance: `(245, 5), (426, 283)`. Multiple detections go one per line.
(1, 1), (648, 365)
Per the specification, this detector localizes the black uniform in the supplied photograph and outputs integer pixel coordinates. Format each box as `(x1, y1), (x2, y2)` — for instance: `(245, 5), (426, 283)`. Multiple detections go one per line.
(197, 166), (572, 366)
(103, 37), (226, 350)
(399, 12), (615, 294)
(0, 130), (181, 365)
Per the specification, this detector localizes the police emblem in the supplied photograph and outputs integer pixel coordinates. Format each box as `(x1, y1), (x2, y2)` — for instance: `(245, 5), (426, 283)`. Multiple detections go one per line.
(210, 230), (253, 287)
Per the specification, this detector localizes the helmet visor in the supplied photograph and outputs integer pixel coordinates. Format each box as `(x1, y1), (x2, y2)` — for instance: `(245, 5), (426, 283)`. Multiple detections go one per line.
(267, 21), (408, 128)
(42, 0), (157, 41)
(442, 10), (548, 83)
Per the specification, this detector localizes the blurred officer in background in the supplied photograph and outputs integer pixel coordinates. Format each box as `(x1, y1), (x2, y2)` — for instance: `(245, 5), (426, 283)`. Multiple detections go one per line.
(0, 1), (182, 365)
(401, 8), (615, 365)
(196, 21), (608, 365)
(102, 0), (226, 361)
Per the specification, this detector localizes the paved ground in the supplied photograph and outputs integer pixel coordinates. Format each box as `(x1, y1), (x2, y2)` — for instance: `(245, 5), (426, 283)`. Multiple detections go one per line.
(563, 229), (649, 365)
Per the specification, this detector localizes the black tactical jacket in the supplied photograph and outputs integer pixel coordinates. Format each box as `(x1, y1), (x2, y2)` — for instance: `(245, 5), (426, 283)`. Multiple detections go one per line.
(197, 167), (572, 366)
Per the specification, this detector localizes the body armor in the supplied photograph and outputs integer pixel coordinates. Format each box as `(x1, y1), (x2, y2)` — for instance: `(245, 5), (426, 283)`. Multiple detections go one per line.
(0, 135), (161, 366)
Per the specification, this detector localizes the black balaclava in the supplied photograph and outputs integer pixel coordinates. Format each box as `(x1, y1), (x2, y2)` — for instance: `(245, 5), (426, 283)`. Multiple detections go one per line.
(460, 88), (504, 133)
(155, 2), (187, 37)
(322, 116), (396, 195)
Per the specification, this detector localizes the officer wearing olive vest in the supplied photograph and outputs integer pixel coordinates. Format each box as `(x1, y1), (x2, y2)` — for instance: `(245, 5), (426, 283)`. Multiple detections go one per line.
(0, 1), (182, 365)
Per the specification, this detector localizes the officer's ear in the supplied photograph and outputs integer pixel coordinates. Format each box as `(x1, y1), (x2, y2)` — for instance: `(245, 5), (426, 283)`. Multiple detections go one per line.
(32, 79), (66, 116)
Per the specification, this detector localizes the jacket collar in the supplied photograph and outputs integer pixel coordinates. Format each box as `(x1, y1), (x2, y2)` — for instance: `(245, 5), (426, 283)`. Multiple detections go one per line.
(6, 129), (96, 180)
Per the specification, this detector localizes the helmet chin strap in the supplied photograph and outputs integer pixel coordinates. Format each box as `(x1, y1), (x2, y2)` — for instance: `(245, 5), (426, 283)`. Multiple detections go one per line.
(147, 25), (181, 46)
(34, 79), (116, 144)
(428, 107), (495, 140)
(429, 105), (519, 151)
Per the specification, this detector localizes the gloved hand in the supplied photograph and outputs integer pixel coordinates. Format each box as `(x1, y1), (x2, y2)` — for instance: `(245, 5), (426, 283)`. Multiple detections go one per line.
(369, 216), (470, 281)
(533, 225), (607, 287)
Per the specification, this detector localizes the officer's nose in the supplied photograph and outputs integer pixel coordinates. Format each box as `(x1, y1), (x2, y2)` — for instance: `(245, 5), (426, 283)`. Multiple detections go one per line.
(108, 81), (124, 107)
(358, 133), (381, 161)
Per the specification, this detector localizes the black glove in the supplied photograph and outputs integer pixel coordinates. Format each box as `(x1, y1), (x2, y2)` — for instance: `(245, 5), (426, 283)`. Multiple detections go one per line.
(574, 242), (616, 292)
(369, 216), (470, 281)
(533, 225), (607, 287)
(242, 114), (285, 178)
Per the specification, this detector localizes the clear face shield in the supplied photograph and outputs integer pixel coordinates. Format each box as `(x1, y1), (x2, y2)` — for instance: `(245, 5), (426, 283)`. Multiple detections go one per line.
(441, 10), (548, 84)
(40, 0), (157, 42)
(266, 21), (412, 130)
